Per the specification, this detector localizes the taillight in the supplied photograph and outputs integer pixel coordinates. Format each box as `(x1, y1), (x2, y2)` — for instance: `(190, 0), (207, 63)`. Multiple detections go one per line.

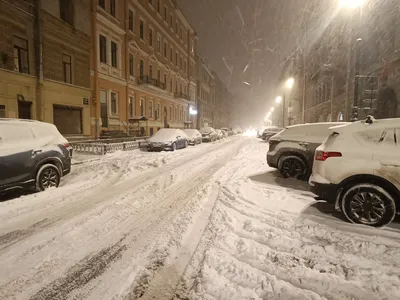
(63, 143), (70, 149)
(315, 151), (342, 161)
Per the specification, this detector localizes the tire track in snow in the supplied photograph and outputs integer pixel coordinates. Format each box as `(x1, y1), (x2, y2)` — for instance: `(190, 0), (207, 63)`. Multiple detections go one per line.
(0, 139), (245, 299)
(0, 139), (238, 250)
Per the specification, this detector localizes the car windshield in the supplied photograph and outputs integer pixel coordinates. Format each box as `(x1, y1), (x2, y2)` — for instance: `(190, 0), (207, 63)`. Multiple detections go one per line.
(183, 129), (199, 138)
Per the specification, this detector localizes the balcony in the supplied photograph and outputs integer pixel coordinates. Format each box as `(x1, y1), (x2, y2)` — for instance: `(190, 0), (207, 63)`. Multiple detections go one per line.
(138, 75), (165, 90)
(174, 92), (189, 101)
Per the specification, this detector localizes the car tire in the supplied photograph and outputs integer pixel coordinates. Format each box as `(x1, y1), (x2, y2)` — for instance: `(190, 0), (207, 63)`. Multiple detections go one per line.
(171, 143), (177, 151)
(341, 183), (396, 227)
(278, 155), (307, 180)
(36, 164), (61, 191)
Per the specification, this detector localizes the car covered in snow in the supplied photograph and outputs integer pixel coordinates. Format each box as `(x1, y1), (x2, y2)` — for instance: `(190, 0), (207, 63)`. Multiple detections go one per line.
(261, 127), (284, 141)
(200, 127), (218, 142)
(0, 119), (72, 194)
(215, 129), (224, 140)
(147, 128), (188, 151)
(183, 129), (202, 145)
(309, 117), (400, 227)
(267, 122), (349, 180)
(221, 127), (233, 137)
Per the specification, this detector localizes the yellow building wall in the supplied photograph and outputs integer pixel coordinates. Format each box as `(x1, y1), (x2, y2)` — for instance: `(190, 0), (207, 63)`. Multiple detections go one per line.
(0, 69), (37, 118)
(42, 80), (92, 136)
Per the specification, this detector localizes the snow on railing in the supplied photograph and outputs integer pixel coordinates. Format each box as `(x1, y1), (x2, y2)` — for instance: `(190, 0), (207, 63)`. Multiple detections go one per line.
(71, 138), (148, 155)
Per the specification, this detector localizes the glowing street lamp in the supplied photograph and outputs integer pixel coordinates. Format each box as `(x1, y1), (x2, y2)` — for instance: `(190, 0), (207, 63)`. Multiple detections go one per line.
(275, 96), (282, 104)
(270, 107), (275, 112)
(286, 78), (294, 89)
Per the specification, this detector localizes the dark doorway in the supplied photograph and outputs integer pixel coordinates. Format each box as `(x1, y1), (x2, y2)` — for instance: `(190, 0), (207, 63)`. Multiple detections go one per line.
(101, 102), (108, 128)
(53, 105), (82, 134)
(18, 101), (32, 119)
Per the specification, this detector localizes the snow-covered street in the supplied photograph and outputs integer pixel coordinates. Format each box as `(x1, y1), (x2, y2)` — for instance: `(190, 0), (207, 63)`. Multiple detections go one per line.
(1, 137), (400, 300)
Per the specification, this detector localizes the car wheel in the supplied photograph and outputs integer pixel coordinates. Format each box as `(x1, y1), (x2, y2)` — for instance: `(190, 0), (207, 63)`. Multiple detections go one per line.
(184, 141), (188, 148)
(171, 143), (177, 151)
(278, 155), (307, 179)
(36, 164), (61, 191)
(341, 183), (396, 227)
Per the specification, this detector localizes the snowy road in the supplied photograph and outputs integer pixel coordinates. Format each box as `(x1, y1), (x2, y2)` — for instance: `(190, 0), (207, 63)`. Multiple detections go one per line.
(1, 137), (400, 300)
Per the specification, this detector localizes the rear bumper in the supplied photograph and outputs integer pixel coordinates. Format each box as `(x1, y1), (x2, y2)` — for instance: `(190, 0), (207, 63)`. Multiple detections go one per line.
(62, 157), (72, 176)
(309, 181), (339, 204)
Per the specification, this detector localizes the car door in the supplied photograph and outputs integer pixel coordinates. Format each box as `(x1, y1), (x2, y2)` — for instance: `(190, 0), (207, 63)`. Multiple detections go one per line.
(0, 124), (37, 186)
(373, 128), (400, 187)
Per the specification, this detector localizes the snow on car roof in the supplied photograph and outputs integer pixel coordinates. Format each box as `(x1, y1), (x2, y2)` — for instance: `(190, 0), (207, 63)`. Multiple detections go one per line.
(148, 129), (187, 142)
(183, 129), (200, 138)
(330, 117), (400, 134)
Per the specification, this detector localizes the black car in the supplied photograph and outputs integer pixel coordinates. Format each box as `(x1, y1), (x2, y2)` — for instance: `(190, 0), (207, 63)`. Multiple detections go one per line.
(0, 119), (72, 194)
(147, 128), (189, 151)
(261, 127), (284, 141)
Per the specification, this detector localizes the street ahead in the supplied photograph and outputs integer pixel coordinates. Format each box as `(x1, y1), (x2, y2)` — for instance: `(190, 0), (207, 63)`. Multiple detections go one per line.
(1, 137), (400, 300)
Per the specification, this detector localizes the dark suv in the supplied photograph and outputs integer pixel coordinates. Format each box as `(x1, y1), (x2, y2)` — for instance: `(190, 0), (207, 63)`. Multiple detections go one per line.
(0, 119), (72, 194)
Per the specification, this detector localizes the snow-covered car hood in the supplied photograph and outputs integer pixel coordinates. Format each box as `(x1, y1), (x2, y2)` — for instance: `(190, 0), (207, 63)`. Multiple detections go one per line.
(148, 129), (188, 143)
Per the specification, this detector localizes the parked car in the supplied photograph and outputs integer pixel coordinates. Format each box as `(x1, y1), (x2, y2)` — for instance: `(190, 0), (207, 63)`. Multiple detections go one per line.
(220, 129), (229, 138)
(233, 126), (243, 135)
(0, 119), (72, 194)
(261, 127), (284, 141)
(221, 128), (233, 137)
(147, 128), (188, 151)
(215, 129), (224, 140)
(200, 127), (218, 142)
(267, 122), (349, 180)
(309, 117), (400, 227)
(183, 129), (202, 146)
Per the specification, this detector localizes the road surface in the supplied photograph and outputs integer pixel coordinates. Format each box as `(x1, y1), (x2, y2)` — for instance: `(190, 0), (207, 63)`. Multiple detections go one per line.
(1, 137), (400, 300)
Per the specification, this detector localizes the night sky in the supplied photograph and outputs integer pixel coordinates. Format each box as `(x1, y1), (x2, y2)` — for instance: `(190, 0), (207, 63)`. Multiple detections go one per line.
(180, 0), (304, 127)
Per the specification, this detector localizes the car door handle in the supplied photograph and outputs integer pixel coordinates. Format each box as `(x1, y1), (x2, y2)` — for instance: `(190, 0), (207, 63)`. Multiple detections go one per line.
(33, 150), (42, 154)
(299, 142), (309, 146)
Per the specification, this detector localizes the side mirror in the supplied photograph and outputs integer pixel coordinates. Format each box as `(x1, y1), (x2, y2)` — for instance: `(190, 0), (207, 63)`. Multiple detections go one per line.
(176, 136), (181, 139)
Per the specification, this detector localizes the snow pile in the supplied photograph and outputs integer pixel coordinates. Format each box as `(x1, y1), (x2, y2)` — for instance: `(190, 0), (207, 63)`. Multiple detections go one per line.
(178, 140), (400, 300)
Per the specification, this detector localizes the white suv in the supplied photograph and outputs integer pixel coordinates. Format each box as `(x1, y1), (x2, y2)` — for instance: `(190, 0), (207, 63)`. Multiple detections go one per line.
(309, 117), (400, 227)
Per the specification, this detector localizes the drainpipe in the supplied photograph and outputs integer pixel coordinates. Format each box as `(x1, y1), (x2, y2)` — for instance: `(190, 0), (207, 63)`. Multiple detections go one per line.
(91, 0), (99, 138)
(124, 0), (130, 136)
(35, 0), (44, 121)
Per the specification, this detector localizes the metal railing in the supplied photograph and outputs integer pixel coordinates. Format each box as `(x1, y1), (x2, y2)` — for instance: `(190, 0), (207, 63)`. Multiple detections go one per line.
(138, 75), (165, 90)
(174, 92), (189, 100)
(70, 137), (149, 155)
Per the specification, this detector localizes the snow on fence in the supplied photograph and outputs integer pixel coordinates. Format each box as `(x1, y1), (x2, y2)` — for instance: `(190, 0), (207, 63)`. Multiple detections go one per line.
(71, 138), (148, 155)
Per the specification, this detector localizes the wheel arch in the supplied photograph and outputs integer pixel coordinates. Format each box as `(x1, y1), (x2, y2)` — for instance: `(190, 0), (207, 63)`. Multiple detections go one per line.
(277, 151), (309, 170)
(35, 157), (63, 177)
(338, 174), (400, 210)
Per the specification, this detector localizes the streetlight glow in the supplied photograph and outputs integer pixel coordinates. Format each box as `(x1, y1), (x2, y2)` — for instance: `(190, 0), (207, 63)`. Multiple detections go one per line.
(275, 96), (282, 104)
(286, 78), (294, 89)
(339, 0), (364, 9)
(270, 107), (275, 112)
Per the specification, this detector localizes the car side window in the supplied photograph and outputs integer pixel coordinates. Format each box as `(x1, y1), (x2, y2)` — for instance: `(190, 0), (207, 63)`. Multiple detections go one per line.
(356, 129), (386, 144)
(0, 125), (34, 142)
(383, 129), (396, 145)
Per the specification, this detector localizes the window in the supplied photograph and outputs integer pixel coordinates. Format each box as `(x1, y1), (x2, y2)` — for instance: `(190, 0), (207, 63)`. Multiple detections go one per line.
(129, 54), (134, 76)
(157, 34), (161, 52)
(175, 52), (178, 66)
(176, 22), (178, 33)
(149, 0), (153, 5)
(0, 105), (5, 118)
(184, 60), (187, 73)
(99, 0), (105, 9)
(164, 74), (166, 85)
(170, 78), (172, 91)
(60, 0), (73, 25)
(175, 107), (178, 121)
(149, 28), (153, 47)
(191, 40), (194, 53)
(156, 103), (161, 120)
(149, 65), (153, 77)
(180, 26), (183, 39)
(150, 127), (154, 136)
(129, 96), (135, 118)
(169, 106), (172, 121)
(140, 20), (144, 39)
(149, 101), (153, 118)
(129, 10), (134, 31)
(140, 97), (145, 116)
(164, 42), (167, 57)
(170, 14), (173, 26)
(157, 0), (160, 13)
(157, 69), (161, 82)
(110, 0), (116, 17)
(110, 92), (118, 115)
(13, 36), (29, 74)
(111, 41), (118, 67)
(99, 35), (107, 63)
(62, 54), (72, 84)
(140, 59), (144, 77)
(180, 56), (182, 69)
(357, 129), (386, 145)
(170, 46), (173, 61)
(164, 6), (167, 21)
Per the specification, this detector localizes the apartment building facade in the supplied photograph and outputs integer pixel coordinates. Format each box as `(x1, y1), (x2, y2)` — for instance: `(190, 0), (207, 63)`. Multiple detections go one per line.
(196, 57), (214, 128)
(0, 0), (92, 135)
(91, 0), (198, 137)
